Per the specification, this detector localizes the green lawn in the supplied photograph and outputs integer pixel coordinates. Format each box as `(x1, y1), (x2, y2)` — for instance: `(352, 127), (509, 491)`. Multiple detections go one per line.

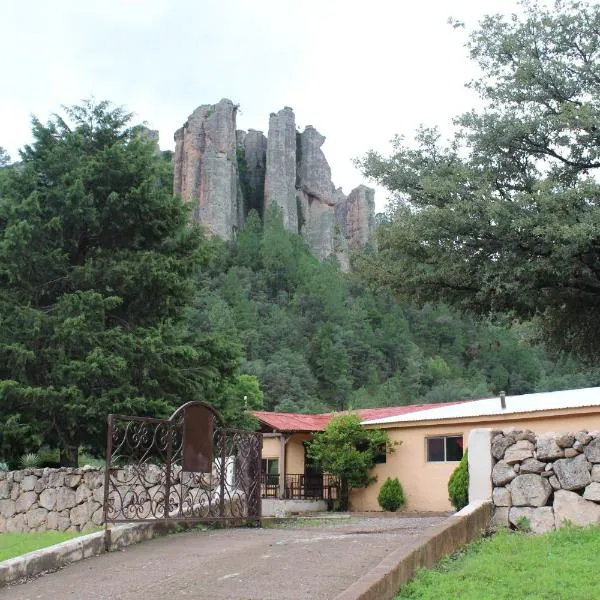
(0, 531), (90, 562)
(396, 527), (600, 600)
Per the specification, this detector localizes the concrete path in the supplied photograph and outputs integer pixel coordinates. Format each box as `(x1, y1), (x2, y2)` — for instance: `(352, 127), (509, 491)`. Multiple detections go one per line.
(1, 514), (448, 600)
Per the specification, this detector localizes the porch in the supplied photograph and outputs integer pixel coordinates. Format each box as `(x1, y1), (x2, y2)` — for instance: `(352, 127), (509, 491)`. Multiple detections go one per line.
(261, 473), (339, 500)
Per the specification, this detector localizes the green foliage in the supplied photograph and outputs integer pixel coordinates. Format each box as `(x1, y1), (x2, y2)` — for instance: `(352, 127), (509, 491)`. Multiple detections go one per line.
(306, 413), (395, 509)
(357, 0), (600, 362)
(377, 477), (405, 512)
(0, 147), (9, 167)
(515, 515), (532, 533)
(192, 203), (598, 415)
(396, 527), (600, 599)
(19, 453), (41, 469)
(0, 531), (91, 561)
(0, 100), (242, 466)
(448, 450), (469, 511)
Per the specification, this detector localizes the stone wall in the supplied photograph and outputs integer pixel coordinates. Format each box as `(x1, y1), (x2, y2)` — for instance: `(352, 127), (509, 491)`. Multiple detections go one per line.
(0, 467), (106, 533)
(491, 428), (600, 533)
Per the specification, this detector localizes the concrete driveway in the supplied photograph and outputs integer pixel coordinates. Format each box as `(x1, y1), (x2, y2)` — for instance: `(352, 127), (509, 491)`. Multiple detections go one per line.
(1, 514), (449, 600)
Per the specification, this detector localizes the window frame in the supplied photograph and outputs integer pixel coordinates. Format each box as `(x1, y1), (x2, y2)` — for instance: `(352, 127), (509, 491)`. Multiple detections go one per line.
(426, 434), (463, 463)
(261, 457), (280, 475)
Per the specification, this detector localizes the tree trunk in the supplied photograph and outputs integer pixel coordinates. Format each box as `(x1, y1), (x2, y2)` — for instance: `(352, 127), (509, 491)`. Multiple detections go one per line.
(339, 478), (349, 511)
(60, 446), (78, 467)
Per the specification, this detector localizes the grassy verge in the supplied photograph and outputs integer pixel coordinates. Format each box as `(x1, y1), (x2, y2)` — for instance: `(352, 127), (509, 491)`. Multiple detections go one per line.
(396, 527), (600, 600)
(0, 531), (92, 562)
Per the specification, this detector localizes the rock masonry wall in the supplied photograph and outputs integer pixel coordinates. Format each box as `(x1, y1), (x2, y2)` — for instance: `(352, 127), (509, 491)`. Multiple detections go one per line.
(0, 467), (107, 533)
(491, 429), (600, 533)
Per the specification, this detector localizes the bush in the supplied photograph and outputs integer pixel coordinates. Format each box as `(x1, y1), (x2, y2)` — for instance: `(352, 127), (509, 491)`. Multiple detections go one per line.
(378, 477), (405, 511)
(448, 450), (469, 510)
(19, 453), (41, 469)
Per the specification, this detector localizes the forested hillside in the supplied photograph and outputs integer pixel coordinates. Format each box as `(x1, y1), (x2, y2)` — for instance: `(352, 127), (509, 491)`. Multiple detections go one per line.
(193, 206), (599, 415)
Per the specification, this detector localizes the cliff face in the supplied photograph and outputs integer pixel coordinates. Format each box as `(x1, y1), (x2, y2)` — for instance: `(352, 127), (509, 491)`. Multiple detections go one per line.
(264, 108), (297, 232)
(173, 100), (375, 267)
(173, 99), (241, 239)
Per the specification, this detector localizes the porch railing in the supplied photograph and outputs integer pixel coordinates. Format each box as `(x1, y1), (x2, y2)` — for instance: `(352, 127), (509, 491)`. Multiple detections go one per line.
(260, 473), (339, 500)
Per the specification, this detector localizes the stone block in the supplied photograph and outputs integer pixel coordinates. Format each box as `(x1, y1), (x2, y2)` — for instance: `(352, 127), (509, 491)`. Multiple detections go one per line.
(11, 483), (20, 500)
(583, 482), (600, 503)
(0, 479), (10, 500)
(516, 430), (536, 443)
(510, 474), (552, 507)
(47, 471), (65, 487)
(16, 491), (38, 513)
(584, 438), (600, 463)
(92, 506), (105, 526)
(55, 488), (77, 511)
(83, 470), (104, 490)
(553, 454), (591, 490)
(492, 507), (510, 528)
(491, 435), (514, 460)
(591, 464), (600, 483)
(556, 433), (575, 448)
(575, 431), (592, 445)
(549, 476), (561, 490)
(93, 486), (105, 504)
(564, 448), (579, 458)
(0, 499), (16, 518)
(47, 511), (59, 530)
(25, 507), (48, 529)
(5, 513), (25, 532)
(509, 507), (555, 534)
(504, 440), (534, 464)
(554, 489), (600, 527)
(21, 475), (37, 492)
(492, 487), (512, 507)
(76, 484), (92, 504)
(520, 458), (546, 474)
(65, 474), (82, 488)
(70, 503), (92, 527)
(492, 460), (517, 486)
(39, 488), (57, 511)
(536, 434), (564, 461)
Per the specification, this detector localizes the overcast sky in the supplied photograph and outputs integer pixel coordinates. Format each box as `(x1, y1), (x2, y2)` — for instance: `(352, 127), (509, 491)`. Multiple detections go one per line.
(1, 0), (521, 211)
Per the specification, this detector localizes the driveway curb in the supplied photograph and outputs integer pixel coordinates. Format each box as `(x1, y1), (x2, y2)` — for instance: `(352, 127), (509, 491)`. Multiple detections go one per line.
(334, 501), (493, 600)
(0, 523), (155, 588)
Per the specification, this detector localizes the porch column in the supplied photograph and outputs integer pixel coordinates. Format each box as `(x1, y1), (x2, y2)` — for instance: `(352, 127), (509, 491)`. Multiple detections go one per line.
(279, 433), (286, 499)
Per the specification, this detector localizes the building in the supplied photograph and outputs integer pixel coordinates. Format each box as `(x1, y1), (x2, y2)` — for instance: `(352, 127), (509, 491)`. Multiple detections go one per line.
(255, 387), (600, 512)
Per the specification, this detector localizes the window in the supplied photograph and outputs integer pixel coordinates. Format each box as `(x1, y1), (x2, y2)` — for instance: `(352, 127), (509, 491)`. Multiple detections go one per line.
(261, 458), (279, 475)
(374, 443), (387, 464)
(427, 436), (463, 462)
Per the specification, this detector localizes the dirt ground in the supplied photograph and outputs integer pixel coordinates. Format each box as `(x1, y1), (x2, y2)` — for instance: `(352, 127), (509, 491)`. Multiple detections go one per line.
(1, 513), (449, 600)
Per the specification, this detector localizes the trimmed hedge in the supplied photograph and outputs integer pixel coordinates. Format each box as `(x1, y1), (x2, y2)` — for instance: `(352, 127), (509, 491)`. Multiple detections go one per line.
(378, 477), (405, 511)
(448, 449), (469, 510)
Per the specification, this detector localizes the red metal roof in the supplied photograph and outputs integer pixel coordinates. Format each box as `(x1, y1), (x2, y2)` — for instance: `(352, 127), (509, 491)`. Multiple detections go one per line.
(252, 401), (466, 433)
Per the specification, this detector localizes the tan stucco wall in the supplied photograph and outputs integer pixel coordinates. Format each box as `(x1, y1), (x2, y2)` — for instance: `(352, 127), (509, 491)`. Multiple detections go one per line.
(262, 437), (280, 460)
(350, 407), (600, 513)
(260, 433), (312, 475)
(286, 433), (311, 475)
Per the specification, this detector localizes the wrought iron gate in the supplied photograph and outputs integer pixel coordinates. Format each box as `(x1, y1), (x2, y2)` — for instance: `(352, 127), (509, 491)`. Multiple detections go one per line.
(103, 401), (262, 524)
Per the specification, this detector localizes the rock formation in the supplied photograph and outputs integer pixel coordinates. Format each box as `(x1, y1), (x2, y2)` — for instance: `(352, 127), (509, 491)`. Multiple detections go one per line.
(173, 99), (241, 240)
(172, 100), (376, 267)
(264, 107), (298, 232)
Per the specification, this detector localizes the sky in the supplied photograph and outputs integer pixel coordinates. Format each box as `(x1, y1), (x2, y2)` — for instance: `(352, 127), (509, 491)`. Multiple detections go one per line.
(0, 0), (522, 211)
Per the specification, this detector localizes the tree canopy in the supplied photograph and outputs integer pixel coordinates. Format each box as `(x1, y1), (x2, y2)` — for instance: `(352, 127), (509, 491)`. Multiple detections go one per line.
(0, 101), (244, 466)
(356, 0), (600, 361)
(306, 413), (394, 509)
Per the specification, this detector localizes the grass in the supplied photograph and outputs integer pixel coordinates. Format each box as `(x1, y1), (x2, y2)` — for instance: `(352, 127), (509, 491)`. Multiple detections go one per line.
(0, 531), (91, 562)
(395, 527), (600, 600)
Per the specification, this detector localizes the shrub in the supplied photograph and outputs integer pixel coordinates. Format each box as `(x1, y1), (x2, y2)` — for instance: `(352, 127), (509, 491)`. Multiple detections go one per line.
(448, 450), (469, 510)
(378, 477), (405, 511)
(19, 453), (41, 469)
